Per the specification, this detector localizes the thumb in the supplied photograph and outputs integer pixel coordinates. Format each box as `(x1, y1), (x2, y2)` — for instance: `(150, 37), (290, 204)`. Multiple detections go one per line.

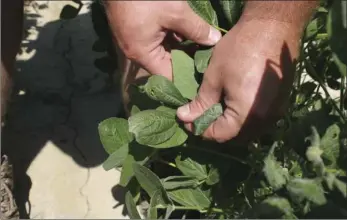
(177, 64), (222, 122)
(166, 5), (222, 46)
(177, 62), (241, 143)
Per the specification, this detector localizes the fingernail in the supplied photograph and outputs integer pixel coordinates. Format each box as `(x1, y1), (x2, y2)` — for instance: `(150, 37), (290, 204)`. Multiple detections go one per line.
(208, 27), (222, 44)
(177, 104), (190, 117)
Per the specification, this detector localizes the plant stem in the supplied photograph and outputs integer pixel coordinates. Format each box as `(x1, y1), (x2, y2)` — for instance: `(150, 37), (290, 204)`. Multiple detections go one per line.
(303, 58), (346, 123)
(158, 205), (223, 213)
(189, 145), (248, 165)
(340, 75), (346, 116)
(157, 159), (177, 168)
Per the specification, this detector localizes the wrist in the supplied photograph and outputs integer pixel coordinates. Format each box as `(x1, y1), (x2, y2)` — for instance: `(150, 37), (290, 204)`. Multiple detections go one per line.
(239, 1), (318, 34)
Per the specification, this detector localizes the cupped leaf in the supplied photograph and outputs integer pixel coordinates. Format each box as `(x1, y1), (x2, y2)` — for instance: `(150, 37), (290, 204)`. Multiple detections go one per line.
(286, 178), (327, 205)
(172, 50), (199, 100)
(194, 47), (213, 73)
(133, 163), (171, 206)
(168, 188), (211, 210)
(320, 124), (340, 167)
(144, 75), (188, 107)
(128, 110), (178, 145)
(262, 197), (293, 215)
(102, 144), (129, 171)
(162, 176), (198, 190)
(98, 117), (133, 154)
(193, 103), (223, 135)
(125, 191), (142, 219)
(187, 1), (218, 26)
(263, 144), (289, 190)
(243, 196), (293, 219)
(175, 155), (208, 181)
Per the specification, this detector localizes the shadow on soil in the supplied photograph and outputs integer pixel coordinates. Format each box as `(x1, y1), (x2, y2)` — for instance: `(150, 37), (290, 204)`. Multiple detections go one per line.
(1, 2), (127, 218)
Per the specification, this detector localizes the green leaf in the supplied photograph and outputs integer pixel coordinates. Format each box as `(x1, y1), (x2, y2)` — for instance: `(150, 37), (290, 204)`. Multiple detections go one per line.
(98, 117), (133, 154)
(219, 0), (242, 26)
(147, 191), (161, 219)
(206, 167), (220, 186)
(263, 144), (289, 190)
(193, 103), (223, 135)
(286, 178), (327, 205)
(262, 197), (293, 215)
(324, 173), (336, 190)
(168, 188), (211, 210)
(125, 191), (142, 219)
(149, 127), (188, 149)
(172, 50), (199, 100)
(130, 105), (141, 116)
(128, 110), (178, 145)
(156, 106), (177, 117)
(244, 196), (293, 218)
(305, 18), (319, 39)
(194, 47), (213, 73)
(119, 143), (154, 187)
(144, 75), (188, 107)
(120, 156), (136, 187)
(102, 144), (129, 171)
(187, 0), (218, 26)
(327, 0), (347, 65)
(162, 176), (198, 190)
(133, 163), (171, 206)
(320, 124), (340, 167)
(175, 155), (207, 181)
(127, 178), (141, 204)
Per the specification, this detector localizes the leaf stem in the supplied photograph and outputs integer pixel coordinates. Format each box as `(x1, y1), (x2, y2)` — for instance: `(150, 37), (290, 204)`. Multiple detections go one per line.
(189, 145), (248, 165)
(158, 205), (223, 213)
(213, 25), (228, 34)
(157, 158), (177, 168)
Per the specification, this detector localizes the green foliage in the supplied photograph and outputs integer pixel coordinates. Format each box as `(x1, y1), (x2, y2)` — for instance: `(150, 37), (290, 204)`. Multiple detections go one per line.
(193, 103), (223, 135)
(96, 0), (347, 219)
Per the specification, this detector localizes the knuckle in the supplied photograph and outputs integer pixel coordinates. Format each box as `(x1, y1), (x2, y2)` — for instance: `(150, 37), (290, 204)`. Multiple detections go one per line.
(190, 21), (205, 41)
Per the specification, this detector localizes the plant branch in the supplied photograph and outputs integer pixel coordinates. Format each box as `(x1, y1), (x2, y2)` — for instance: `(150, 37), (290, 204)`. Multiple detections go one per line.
(157, 205), (223, 213)
(189, 145), (248, 165)
(303, 58), (346, 123)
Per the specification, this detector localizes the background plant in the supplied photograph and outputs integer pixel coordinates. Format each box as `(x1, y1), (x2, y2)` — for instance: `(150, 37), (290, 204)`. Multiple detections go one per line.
(93, 0), (347, 219)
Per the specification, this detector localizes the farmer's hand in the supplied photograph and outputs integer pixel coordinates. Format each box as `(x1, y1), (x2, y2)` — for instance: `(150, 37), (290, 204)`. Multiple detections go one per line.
(177, 19), (302, 143)
(104, 1), (221, 80)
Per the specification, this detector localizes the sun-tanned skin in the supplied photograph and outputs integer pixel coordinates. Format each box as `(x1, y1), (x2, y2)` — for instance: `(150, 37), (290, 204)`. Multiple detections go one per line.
(104, 1), (319, 142)
(1, 1), (318, 143)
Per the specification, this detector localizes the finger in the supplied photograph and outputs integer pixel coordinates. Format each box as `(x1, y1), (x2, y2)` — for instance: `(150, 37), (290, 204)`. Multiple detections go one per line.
(135, 44), (173, 81)
(177, 60), (222, 122)
(164, 5), (221, 46)
(203, 108), (242, 143)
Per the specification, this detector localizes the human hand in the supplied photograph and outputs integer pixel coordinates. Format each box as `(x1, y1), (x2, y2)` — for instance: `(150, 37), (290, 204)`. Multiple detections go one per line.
(104, 1), (222, 80)
(177, 19), (302, 143)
